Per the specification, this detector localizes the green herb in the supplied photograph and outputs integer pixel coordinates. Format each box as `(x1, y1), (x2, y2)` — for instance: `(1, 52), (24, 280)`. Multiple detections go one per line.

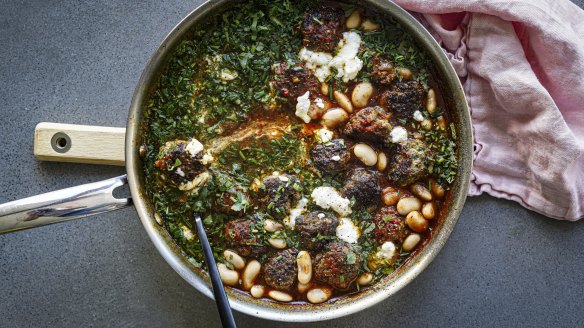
(420, 128), (458, 185)
(346, 252), (357, 265)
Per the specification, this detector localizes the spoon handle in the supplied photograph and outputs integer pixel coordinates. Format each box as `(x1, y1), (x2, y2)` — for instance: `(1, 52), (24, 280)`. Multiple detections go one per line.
(194, 214), (237, 328)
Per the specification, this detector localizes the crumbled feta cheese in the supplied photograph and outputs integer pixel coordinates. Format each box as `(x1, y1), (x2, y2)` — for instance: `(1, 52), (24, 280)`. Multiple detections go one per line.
(413, 110), (424, 122)
(377, 242), (396, 259)
(298, 32), (363, 83)
(315, 98), (325, 109)
(331, 155), (341, 161)
(286, 197), (309, 229)
(315, 128), (334, 143)
(329, 32), (363, 82)
(295, 91), (312, 123)
(181, 225), (195, 241)
(317, 213), (326, 219)
(299, 48), (334, 68)
(185, 138), (204, 156)
(311, 186), (352, 216)
(278, 175), (289, 182)
(175, 168), (185, 177)
(336, 218), (360, 243)
(219, 69), (238, 81)
(201, 152), (214, 165)
(390, 126), (408, 143)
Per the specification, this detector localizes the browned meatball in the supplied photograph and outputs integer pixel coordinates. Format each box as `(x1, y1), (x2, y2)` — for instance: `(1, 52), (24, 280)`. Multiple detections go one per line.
(224, 218), (266, 257)
(310, 139), (351, 173)
(154, 140), (206, 187)
(263, 248), (298, 291)
(387, 139), (432, 186)
(314, 241), (361, 290)
(295, 211), (339, 251)
(262, 174), (301, 216)
(373, 205), (407, 245)
(379, 81), (425, 121)
(342, 106), (393, 146)
(370, 57), (396, 86)
(301, 6), (345, 52)
(272, 62), (321, 102)
(341, 168), (381, 206)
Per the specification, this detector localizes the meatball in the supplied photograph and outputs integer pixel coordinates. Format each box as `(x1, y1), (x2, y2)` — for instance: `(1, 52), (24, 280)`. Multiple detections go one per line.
(295, 211), (339, 251)
(301, 6), (345, 52)
(154, 139), (209, 191)
(387, 139), (432, 186)
(263, 248), (298, 291)
(314, 241), (361, 290)
(379, 81), (425, 121)
(224, 218), (266, 257)
(342, 106), (393, 146)
(372, 206), (407, 244)
(262, 174), (301, 215)
(272, 62), (321, 102)
(341, 168), (381, 206)
(370, 57), (396, 86)
(310, 139), (351, 173)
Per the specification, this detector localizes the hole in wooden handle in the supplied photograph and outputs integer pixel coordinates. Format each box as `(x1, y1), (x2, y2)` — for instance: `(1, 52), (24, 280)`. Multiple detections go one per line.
(50, 132), (71, 153)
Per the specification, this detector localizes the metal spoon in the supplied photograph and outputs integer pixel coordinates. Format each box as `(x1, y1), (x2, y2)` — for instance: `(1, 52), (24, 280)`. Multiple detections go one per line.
(193, 214), (237, 328)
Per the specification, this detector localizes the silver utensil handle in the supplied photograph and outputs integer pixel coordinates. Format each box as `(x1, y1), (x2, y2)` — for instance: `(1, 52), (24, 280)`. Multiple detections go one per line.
(0, 175), (131, 233)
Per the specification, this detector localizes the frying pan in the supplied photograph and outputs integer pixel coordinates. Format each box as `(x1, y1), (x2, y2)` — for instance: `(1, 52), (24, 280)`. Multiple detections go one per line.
(0, 0), (472, 322)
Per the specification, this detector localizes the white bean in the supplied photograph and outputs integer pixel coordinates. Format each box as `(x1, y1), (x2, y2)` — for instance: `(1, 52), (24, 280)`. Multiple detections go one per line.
(354, 143), (377, 166)
(422, 202), (436, 220)
(351, 82), (373, 108)
(402, 233), (421, 252)
(297, 251), (313, 284)
(382, 187), (401, 206)
(268, 238), (287, 249)
(421, 118), (433, 130)
(357, 273), (373, 286)
(264, 219), (283, 232)
(397, 68), (413, 80)
(217, 263), (239, 286)
(154, 212), (163, 225)
(426, 89), (437, 114)
(406, 211), (429, 233)
(268, 290), (293, 302)
(334, 90), (354, 113)
(321, 82), (329, 96)
(411, 184), (432, 201)
(297, 282), (311, 294)
(223, 250), (245, 270)
(242, 260), (261, 290)
(306, 288), (332, 304)
(250, 285), (265, 298)
(430, 179), (446, 199)
(377, 152), (387, 171)
(361, 19), (380, 32)
(397, 197), (422, 215)
(346, 10), (361, 29)
(321, 108), (349, 128)
(437, 115), (447, 130)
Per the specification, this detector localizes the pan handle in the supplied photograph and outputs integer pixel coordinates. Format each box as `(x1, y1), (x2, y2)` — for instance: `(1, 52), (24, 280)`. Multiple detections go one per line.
(0, 175), (131, 233)
(34, 122), (126, 166)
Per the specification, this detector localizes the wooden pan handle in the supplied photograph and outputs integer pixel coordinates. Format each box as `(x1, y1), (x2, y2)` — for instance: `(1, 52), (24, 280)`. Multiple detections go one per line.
(34, 122), (126, 166)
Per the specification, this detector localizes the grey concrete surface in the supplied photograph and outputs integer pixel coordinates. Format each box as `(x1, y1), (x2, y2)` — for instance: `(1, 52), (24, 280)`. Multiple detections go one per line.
(1, 0), (583, 327)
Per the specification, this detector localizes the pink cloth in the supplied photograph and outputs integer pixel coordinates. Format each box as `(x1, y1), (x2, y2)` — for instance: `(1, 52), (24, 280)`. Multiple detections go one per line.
(393, 0), (584, 220)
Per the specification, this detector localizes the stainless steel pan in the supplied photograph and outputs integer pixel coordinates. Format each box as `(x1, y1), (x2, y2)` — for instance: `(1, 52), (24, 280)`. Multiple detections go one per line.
(0, 0), (472, 322)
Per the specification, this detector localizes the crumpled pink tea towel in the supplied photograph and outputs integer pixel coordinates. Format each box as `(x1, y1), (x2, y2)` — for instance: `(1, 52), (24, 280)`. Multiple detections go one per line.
(394, 0), (584, 220)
